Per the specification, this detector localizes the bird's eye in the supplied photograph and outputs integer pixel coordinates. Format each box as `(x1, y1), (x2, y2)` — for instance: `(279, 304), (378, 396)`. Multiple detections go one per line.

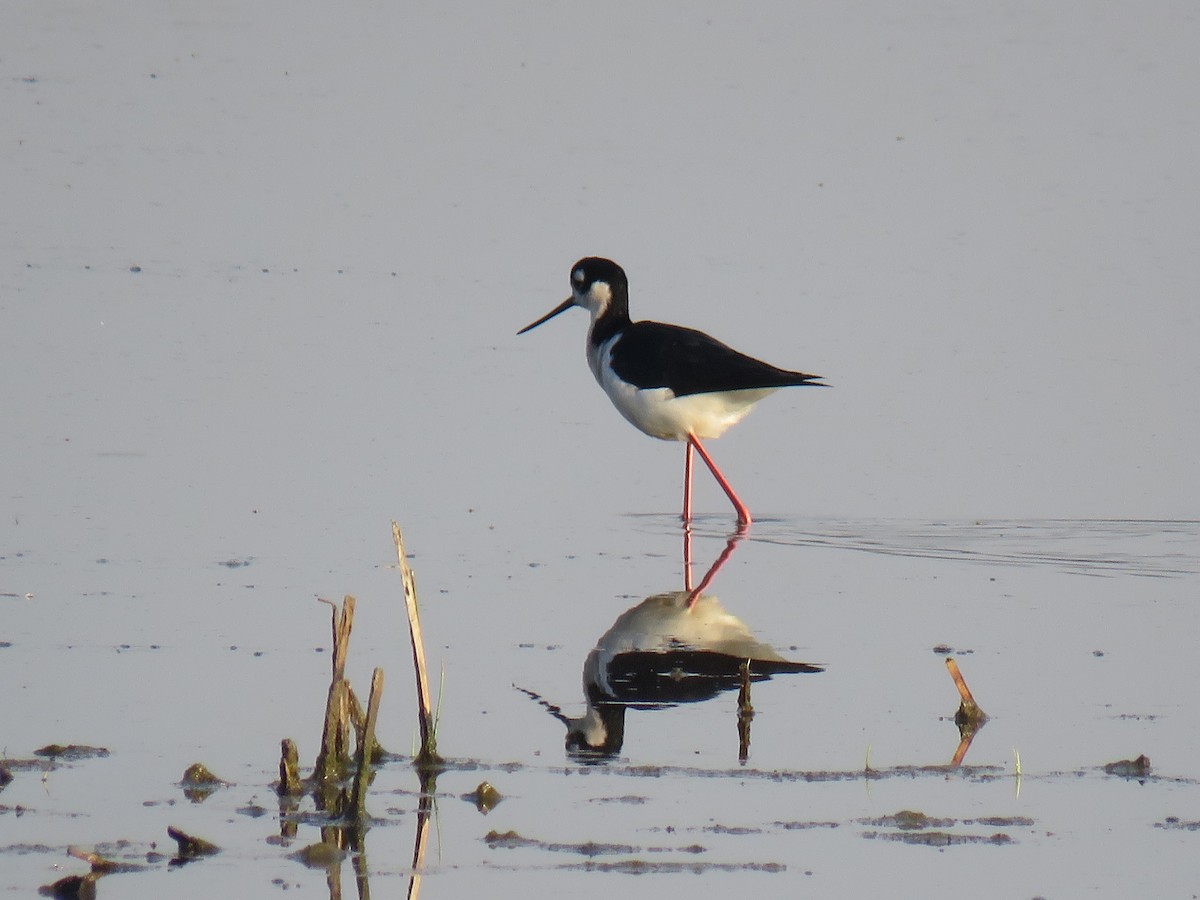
(572, 268), (585, 283)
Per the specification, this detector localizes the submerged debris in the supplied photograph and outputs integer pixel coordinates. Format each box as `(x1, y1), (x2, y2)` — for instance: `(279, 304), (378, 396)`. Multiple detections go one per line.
(291, 841), (346, 869)
(858, 810), (1027, 846)
(180, 763), (227, 802)
(563, 859), (785, 874)
(485, 829), (638, 856)
(181, 763), (226, 786)
(1155, 816), (1200, 831)
(39, 846), (146, 896)
(932, 643), (974, 655)
(166, 826), (220, 859)
(66, 846), (145, 874)
(864, 830), (1012, 847)
(38, 874), (99, 899)
(465, 781), (502, 814)
(866, 810), (955, 830)
(33, 745), (109, 761)
(1103, 754), (1151, 778)
(277, 738), (303, 795)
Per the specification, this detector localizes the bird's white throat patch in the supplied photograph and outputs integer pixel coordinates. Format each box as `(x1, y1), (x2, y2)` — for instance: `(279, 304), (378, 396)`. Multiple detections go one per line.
(580, 281), (613, 319)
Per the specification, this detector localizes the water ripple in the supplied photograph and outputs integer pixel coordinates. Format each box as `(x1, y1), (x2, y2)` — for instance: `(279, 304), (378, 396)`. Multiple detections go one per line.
(669, 518), (1200, 578)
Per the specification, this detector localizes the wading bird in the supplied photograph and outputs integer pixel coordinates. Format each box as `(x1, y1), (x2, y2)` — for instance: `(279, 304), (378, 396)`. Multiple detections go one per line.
(518, 257), (825, 528)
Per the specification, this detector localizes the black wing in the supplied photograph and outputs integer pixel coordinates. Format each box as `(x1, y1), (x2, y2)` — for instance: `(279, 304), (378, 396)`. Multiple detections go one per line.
(609, 321), (825, 397)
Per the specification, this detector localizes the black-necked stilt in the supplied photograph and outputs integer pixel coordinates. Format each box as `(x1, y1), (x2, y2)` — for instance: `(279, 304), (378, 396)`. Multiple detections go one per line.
(518, 257), (826, 528)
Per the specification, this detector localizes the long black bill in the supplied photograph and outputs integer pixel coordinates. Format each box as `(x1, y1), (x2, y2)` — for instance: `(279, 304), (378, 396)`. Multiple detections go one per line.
(517, 297), (575, 335)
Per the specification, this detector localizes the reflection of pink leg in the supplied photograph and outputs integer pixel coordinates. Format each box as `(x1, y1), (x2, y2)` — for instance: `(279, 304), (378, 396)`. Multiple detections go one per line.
(686, 532), (742, 608)
(683, 522), (693, 592)
(687, 435), (752, 528)
(682, 440), (694, 523)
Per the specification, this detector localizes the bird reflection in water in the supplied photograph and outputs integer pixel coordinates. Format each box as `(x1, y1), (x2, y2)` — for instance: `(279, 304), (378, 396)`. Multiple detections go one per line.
(523, 533), (822, 759)
(577, 591), (821, 757)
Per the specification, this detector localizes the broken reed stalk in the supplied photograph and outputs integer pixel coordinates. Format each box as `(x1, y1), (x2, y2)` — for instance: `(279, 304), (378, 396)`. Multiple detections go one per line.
(392, 521), (440, 766)
(315, 597), (357, 782)
(332, 595), (355, 682)
(349, 667), (385, 818)
(945, 656), (987, 726)
(945, 657), (987, 766)
(278, 738), (302, 795)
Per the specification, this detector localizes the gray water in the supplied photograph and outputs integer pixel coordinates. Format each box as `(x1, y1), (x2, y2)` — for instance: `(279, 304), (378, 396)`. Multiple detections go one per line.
(3, 2), (1199, 897)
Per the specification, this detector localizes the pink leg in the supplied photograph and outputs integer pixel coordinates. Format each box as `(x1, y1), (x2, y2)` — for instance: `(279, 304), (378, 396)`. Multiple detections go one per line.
(682, 440), (694, 524)
(687, 435), (752, 528)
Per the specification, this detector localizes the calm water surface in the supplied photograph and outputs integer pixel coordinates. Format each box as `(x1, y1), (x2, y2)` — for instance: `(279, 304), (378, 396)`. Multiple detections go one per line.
(4, 515), (1198, 897)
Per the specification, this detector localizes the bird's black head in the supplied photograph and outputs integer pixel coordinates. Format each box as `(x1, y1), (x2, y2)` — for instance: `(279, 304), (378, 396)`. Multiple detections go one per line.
(517, 256), (631, 335)
(569, 257), (627, 298)
(564, 257), (630, 329)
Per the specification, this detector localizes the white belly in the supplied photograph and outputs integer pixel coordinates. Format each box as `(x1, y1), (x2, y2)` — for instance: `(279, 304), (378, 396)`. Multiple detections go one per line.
(588, 339), (776, 441)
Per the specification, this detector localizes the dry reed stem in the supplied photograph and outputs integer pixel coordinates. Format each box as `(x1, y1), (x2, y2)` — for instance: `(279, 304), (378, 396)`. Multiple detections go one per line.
(945, 657), (977, 706)
(392, 521), (439, 764)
